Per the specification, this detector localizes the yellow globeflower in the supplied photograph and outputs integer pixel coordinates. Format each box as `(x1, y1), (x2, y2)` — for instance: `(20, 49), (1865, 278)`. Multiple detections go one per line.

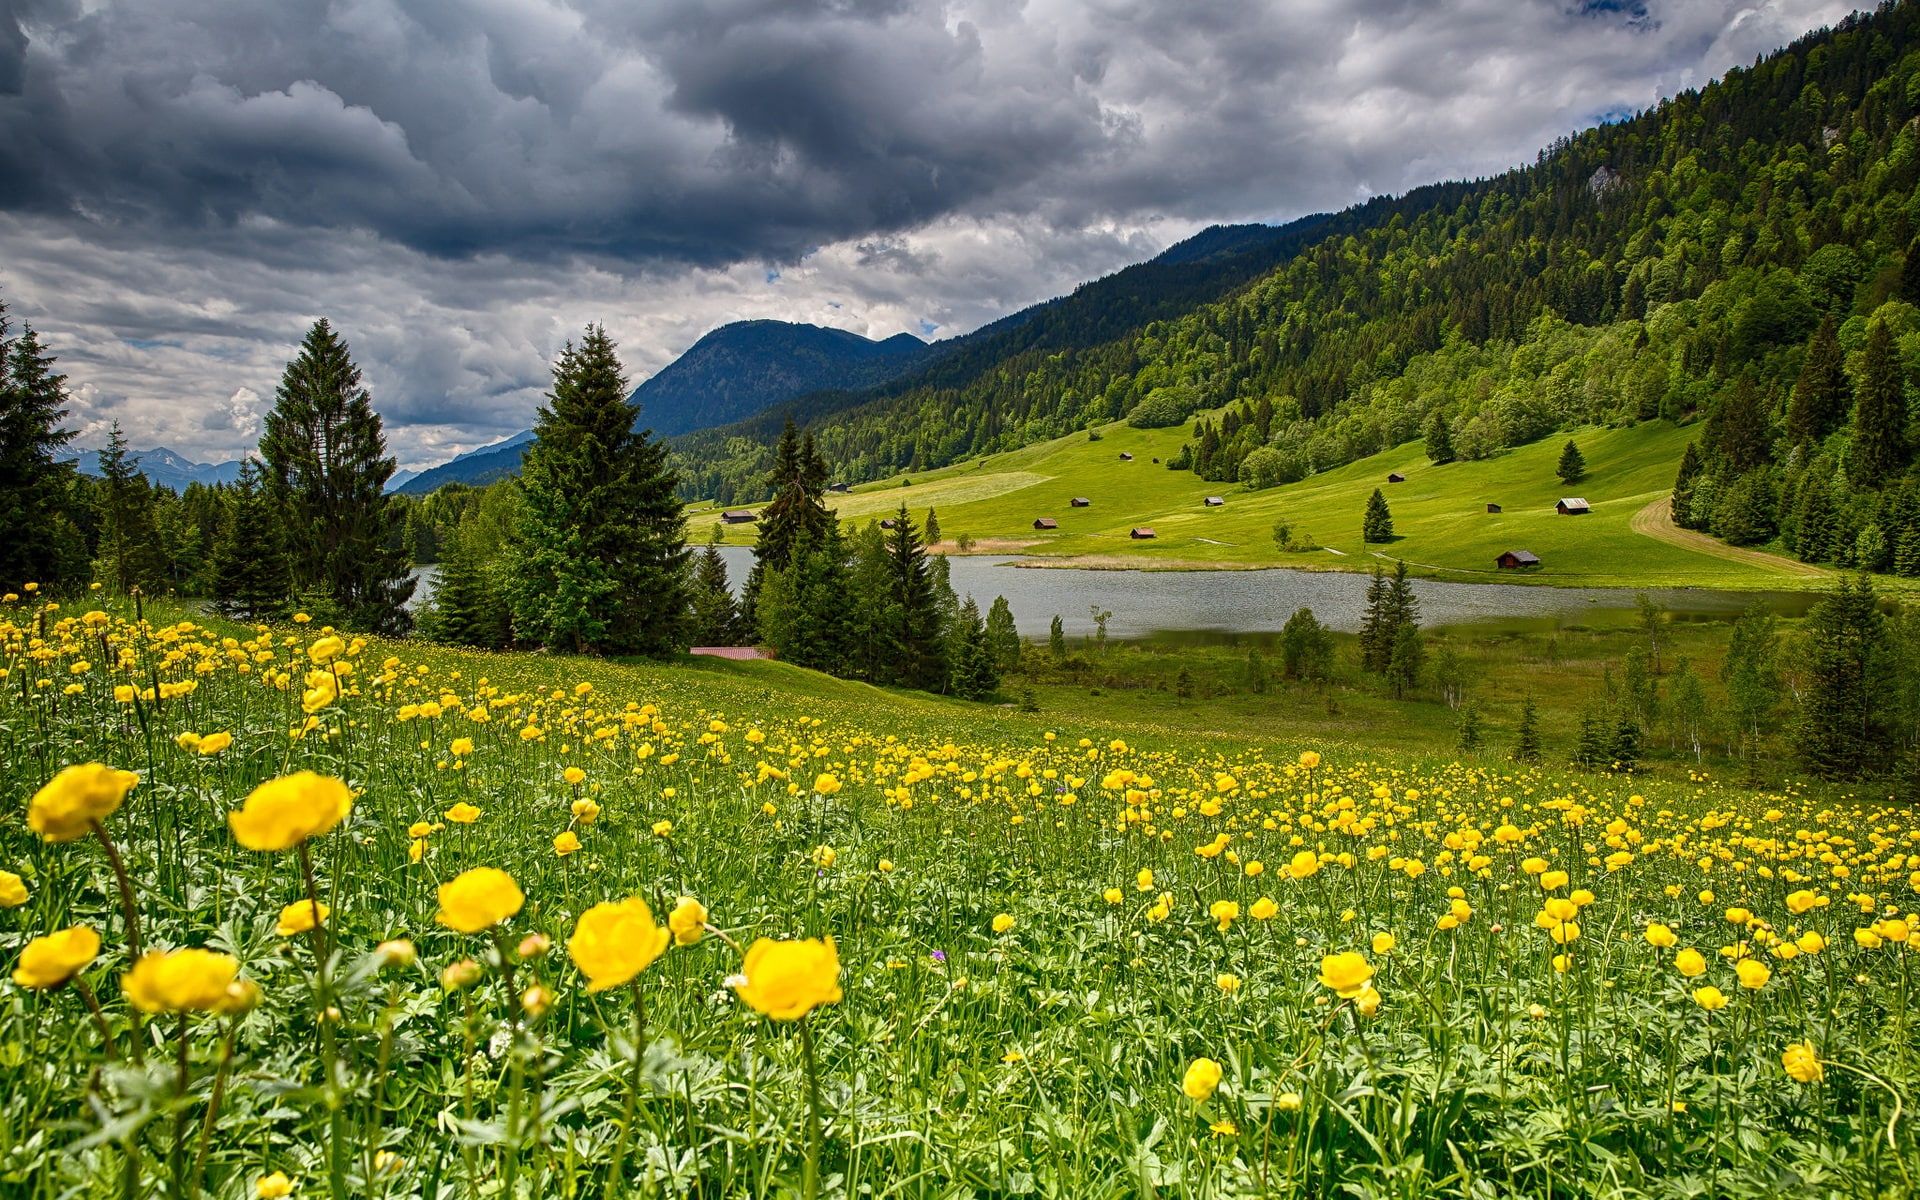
(1735, 958), (1771, 990)
(1370, 931), (1396, 955)
(553, 830), (582, 857)
(123, 948), (242, 1014)
(1249, 897), (1279, 920)
(449, 738), (475, 757)
(992, 913), (1016, 934)
(568, 897), (670, 992)
(1318, 951), (1373, 998)
(0, 870), (27, 908)
(28, 763), (139, 843)
(435, 868), (525, 933)
(256, 1171), (294, 1198)
(562, 766), (586, 785)
(1692, 985), (1728, 1012)
(1644, 922), (1677, 949)
(1287, 850), (1321, 879)
(734, 937), (843, 1020)
(12, 925), (101, 989)
(445, 802), (481, 824)
(668, 896), (708, 946)
(196, 731), (233, 756)
(307, 635), (346, 664)
(228, 772), (353, 852)
(274, 899), (329, 937)
(1782, 1041), (1824, 1084)
(1674, 948), (1707, 978)
(813, 773), (842, 795)
(1297, 751), (1321, 770)
(1182, 1057), (1223, 1101)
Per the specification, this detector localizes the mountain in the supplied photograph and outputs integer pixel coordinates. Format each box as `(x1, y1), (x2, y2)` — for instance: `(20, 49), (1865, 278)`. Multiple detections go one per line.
(66, 446), (243, 492)
(672, 3), (1920, 535)
(396, 429), (536, 496)
(633, 320), (930, 438)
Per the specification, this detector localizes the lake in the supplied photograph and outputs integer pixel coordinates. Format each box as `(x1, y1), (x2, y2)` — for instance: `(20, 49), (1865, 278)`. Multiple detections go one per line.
(413, 550), (1815, 639)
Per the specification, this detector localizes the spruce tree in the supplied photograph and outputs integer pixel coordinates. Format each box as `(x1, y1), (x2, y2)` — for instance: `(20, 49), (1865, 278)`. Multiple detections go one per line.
(1456, 703), (1483, 753)
(1705, 377), (1772, 477)
(512, 326), (690, 656)
(0, 310), (85, 591)
(1386, 622), (1423, 699)
(1851, 319), (1908, 488)
(1795, 573), (1889, 779)
(260, 319), (415, 632)
(418, 528), (510, 649)
(1281, 606), (1332, 682)
(1610, 712), (1641, 772)
(92, 423), (165, 593)
(923, 508), (941, 545)
(948, 597), (998, 700)
(1048, 614), (1067, 661)
(746, 420), (834, 627)
(1512, 696), (1543, 763)
(1362, 488), (1394, 542)
(1556, 439), (1586, 485)
(1573, 708), (1608, 770)
(1424, 410), (1455, 464)
(1786, 315), (1849, 444)
(1357, 568), (1390, 672)
(1671, 441), (1704, 528)
(984, 596), (1020, 675)
(211, 460), (291, 621)
(882, 505), (945, 690)
(689, 540), (743, 646)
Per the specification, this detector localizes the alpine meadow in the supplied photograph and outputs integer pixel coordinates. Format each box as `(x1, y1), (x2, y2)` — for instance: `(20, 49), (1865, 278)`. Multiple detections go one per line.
(13, 3), (1920, 1199)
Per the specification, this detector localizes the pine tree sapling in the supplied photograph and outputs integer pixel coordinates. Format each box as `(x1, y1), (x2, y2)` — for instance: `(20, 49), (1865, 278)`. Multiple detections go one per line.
(1362, 488), (1394, 543)
(1556, 439), (1586, 485)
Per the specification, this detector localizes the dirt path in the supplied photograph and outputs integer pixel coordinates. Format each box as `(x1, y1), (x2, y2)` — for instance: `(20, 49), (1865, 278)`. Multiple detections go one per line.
(1629, 498), (1829, 578)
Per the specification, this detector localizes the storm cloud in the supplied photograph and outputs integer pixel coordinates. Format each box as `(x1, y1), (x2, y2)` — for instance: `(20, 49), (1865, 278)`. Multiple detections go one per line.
(0, 0), (1864, 467)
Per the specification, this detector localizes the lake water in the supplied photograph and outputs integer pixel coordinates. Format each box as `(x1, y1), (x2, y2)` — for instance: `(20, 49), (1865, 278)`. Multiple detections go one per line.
(410, 551), (1815, 640)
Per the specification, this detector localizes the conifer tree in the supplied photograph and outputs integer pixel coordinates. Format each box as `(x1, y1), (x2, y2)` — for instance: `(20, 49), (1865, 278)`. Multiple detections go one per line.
(1512, 696), (1543, 763)
(1704, 377), (1772, 477)
(1386, 621), (1423, 699)
(1423, 410), (1455, 464)
(746, 420), (834, 627)
(1048, 614), (1066, 661)
(984, 596), (1020, 675)
(758, 527), (853, 672)
(948, 596), (998, 700)
(689, 539), (743, 646)
(260, 319), (415, 632)
(1556, 439), (1586, 485)
(1362, 488), (1394, 542)
(1281, 606), (1332, 682)
(881, 505), (945, 690)
(418, 527), (510, 649)
(92, 423), (165, 593)
(1850, 319), (1908, 488)
(1456, 703), (1483, 753)
(1573, 707), (1609, 770)
(511, 326), (690, 656)
(923, 508), (941, 545)
(211, 461), (291, 621)
(1357, 567), (1390, 671)
(1671, 441), (1704, 528)
(1796, 573), (1889, 779)
(0, 308), (85, 591)
(1786, 315), (1850, 444)
(1610, 711), (1641, 772)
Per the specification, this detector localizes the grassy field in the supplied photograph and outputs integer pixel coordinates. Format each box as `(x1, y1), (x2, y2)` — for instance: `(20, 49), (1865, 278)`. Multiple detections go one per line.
(691, 420), (1855, 590)
(4, 594), (1918, 1198)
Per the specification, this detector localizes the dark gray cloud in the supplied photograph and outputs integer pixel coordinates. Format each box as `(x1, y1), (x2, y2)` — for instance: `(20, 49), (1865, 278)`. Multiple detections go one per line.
(0, 0), (1864, 466)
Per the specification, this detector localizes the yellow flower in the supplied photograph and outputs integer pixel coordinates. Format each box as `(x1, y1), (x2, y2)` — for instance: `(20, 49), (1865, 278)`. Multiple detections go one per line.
(1786, 889), (1824, 915)
(435, 868), (525, 933)
(568, 897), (670, 992)
(553, 830), (581, 857)
(734, 937), (843, 1020)
(439, 959), (482, 991)
(28, 763), (139, 843)
(1297, 750), (1320, 770)
(1692, 985), (1728, 1012)
(1287, 850), (1321, 880)
(307, 635), (345, 664)
(562, 766), (586, 785)
(1354, 984), (1383, 1016)
(374, 939), (417, 968)
(1001, 1048), (1025, 1064)
(1209, 1118), (1238, 1137)
(668, 896), (708, 946)
(992, 913), (1016, 934)
(274, 900), (329, 937)
(122, 948), (242, 1014)
(1209, 900), (1239, 932)
(12, 925), (101, 989)
(0, 871), (27, 908)
(1644, 922), (1677, 949)
(652, 820), (674, 838)
(197, 731), (233, 755)
(813, 773), (842, 795)
(445, 802), (481, 824)
(1249, 897), (1278, 920)
(1318, 951), (1373, 998)
(811, 844), (836, 868)
(1674, 948), (1707, 978)
(256, 1171), (294, 1198)
(1136, 868), (1155, 892)
(1370, 931), (1395, 955)
(449, 738), (475, 757)
(571, 798), (601, 824)
(1216, 972), (1241, 993)
(1182, 1057), (1223, 1102)
(1782, 1041), (1823, 1084)
(1103, 887), (1124, 904)
(1735, 958), (1771, 990)
(1856, 927), (1885, 950)
(1797, 931), (1827, 954)
(228, 772), (353, 852)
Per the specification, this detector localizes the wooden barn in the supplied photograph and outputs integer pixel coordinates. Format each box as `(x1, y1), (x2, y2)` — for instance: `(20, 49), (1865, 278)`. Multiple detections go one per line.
(1387, 472), (1406, 483)
(1130, 527), (1157, 539)
(1119, 452), (1135, 461)
(1204, 496), (1225, 507)
(721, 510), (757, 525)
(1032, 518), (1059, 530)
(1496, 549), (1541, 570)
(1070, 497), (1091, 508)
(1486, 502), (1502, 513)
(878, 518), (898, 530)
(1556, 497), (1591, 515)
(827, 483), (851, 494)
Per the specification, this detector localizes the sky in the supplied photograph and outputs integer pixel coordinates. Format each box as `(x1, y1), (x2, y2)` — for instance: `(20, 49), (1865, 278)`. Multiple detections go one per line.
(0, 0), (1867, 471)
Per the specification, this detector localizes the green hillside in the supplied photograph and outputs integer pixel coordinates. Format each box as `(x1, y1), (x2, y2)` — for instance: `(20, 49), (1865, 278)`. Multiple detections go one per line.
(692, 419), (1855, 589)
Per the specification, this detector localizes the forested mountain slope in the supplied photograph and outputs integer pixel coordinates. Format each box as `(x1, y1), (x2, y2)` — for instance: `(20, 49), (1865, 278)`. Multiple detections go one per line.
(677, 1), (1920, 580)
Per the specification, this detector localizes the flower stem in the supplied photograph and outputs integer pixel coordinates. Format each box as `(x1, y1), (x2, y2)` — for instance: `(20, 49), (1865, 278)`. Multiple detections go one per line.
(800, 1017), (824, 1200)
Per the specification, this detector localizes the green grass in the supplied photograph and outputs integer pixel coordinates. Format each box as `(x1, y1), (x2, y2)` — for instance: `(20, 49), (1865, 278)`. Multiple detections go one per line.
(690, 420), (1853, 590)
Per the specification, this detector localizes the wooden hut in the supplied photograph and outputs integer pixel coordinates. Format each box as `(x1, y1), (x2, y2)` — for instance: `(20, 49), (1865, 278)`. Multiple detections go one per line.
(1032, 518), (1059, 530)
(1556, 497), (1591, 515)
(1387, 472), (1406, 483)
(1485, 502), (1502, 513)
(1130, 527), (1157, 540)
(827, 483), (851, 493)
(721, 510), (757, 525)
(1119, 452), (1135, 461)
(1496, 550), (1541, 570)
(1070, 497), (1091, 508)
(878, 518), (898, 530)
(1204, 496), (1225, 507)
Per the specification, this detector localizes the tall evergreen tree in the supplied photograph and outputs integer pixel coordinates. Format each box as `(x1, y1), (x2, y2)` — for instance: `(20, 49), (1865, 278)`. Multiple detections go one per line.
(0, 309), (85, 591)
(984, 596), (1020, 675)
(746, 421), (835, 627)
(1556, 439), (1586, 485)
(418, 526), (510, 649)
(92, 423), (165, 593)
(1671, 440), (1704, 528)
(211, 460), (291, 621)
(1456, 702), (1483, 753)
(1423, 410), (1455, 464)
(1850, 318), (1908, 488)
(1362, 488), (1394, 542)
(923, 508), (941, 545)
(880, 505), (945, 690)
(1512, 696), (1543, 763)
(260, 319), (415, 632)
(948, 596), (998, 700)
(1704, 376), (1772, 477)
(689, 540), (743, 646)
(1357, 567), (1390, 671)
(1786, 315), (1850, 444)
(1796, 573), (1889, 779)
